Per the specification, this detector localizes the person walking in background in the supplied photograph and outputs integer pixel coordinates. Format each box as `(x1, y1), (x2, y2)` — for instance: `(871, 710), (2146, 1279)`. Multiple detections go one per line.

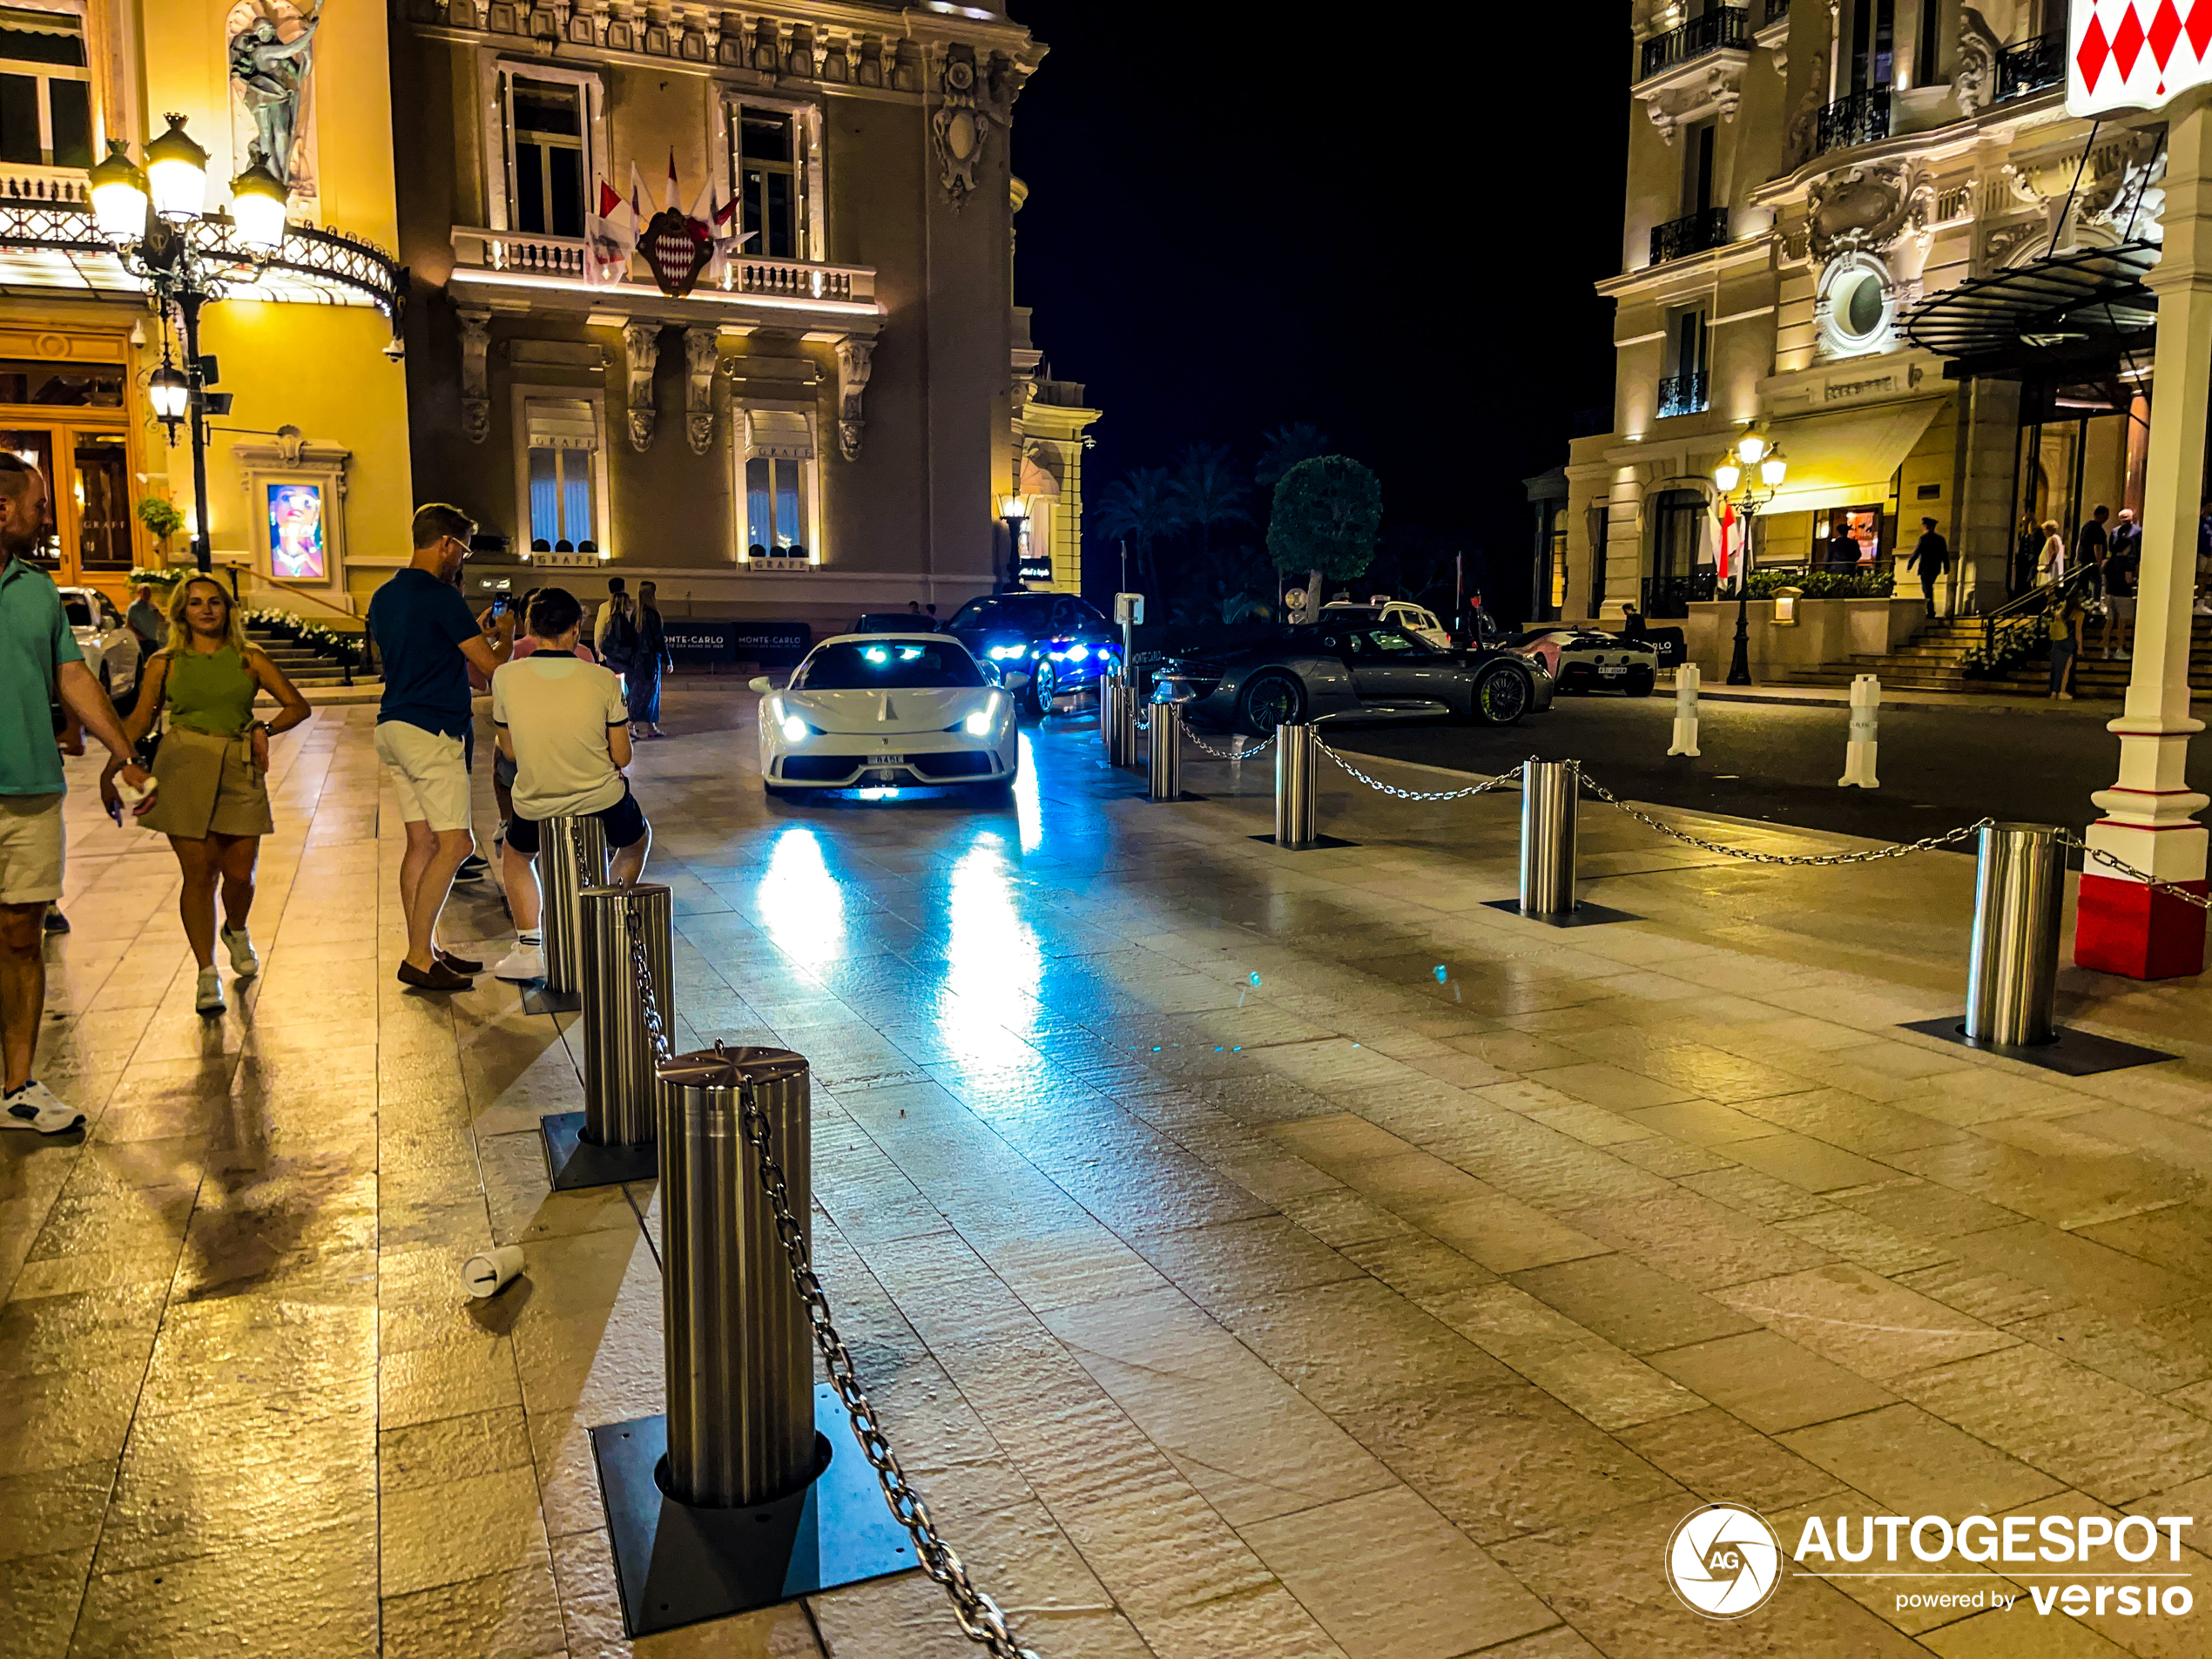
(2013, 515), (2043, 596)
(489, 588), (652, 981)
(2038, 520), (2067, 588)
(0, 453), (152, 1130)
(592, 576), (629, 658)
(628, 579), (671, 738)
(597, 578), (637, 697)
(2101, 514), (2140, 662)
(368, 504), (513, 992)
(110, 577), (311, 1014)
(2074, 504), (2111, 605)
(1619, 603), (1648, 642)
(125, 581), (164, 677)
(1907, 517), (1951, 617)
(2047, 582), (2087, 700)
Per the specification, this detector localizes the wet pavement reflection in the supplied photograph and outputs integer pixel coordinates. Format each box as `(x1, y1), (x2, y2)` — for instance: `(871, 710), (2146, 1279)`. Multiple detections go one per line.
(3, 682), (2211, 1656)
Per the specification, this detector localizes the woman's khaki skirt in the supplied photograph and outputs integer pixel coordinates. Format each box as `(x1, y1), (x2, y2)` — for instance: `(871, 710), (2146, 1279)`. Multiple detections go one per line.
(139, 725), (274, 840)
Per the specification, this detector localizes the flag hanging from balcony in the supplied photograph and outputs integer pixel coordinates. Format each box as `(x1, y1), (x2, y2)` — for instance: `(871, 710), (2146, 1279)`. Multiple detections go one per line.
(586, 154), (751, 296)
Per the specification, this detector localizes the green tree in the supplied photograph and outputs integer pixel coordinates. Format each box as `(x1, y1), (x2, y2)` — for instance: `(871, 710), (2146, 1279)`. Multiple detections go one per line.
(1091, 466), (1175, 599)
(1266, 455), (1380, 621)
(1255, 422), (1333, 491)
(1166, 442), (1249, 565)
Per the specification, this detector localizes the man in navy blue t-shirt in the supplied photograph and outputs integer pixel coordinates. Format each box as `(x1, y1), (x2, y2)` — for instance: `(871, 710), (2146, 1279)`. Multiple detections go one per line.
(368, 504), (512, 991)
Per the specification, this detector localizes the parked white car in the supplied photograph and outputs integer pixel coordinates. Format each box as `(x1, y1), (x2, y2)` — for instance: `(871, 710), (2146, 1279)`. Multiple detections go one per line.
(750, 633), (1023, 798)
(59, 585), (140, 702)
(1318, 598), (1452, 650)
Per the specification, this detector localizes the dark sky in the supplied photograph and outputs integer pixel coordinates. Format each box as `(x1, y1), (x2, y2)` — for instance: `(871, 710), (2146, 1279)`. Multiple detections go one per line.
(1008, 3), (1632, 604)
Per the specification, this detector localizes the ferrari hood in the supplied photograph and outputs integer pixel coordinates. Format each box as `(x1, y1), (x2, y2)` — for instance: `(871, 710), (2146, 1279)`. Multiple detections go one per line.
(783, 687), (995, 735)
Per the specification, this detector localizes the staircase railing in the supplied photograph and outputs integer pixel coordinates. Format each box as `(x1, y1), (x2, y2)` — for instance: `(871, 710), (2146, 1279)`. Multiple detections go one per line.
(1969, 581), (2058, 678)
(221, 561), (373, 685)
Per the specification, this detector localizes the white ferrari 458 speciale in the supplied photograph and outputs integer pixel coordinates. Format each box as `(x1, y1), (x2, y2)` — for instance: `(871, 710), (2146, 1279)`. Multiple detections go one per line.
(752, 633), (1023, 798)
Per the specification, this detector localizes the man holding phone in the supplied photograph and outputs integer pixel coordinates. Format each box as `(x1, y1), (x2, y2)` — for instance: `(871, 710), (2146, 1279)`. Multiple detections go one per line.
(0, 453), (152, 1131)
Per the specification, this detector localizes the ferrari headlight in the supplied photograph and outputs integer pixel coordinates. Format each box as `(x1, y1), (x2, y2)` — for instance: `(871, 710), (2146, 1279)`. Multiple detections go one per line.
(961, 694), (1002, 737)
(780, 714), (810, 744)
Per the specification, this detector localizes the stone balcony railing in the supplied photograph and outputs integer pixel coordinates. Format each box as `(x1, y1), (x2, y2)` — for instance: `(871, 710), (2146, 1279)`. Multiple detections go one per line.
(449, 226), (876, 304)
(0, 165), (89, 205)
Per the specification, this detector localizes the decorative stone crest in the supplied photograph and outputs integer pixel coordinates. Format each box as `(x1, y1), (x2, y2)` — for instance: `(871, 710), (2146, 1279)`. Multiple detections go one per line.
(683, 327), (718, 455)
(932, 48), (988, 207)
(835, 336), (873, 462)
(1806, 161), (1935, 261)
(457, 306), (491, 445)
(622, 320), (659, 452)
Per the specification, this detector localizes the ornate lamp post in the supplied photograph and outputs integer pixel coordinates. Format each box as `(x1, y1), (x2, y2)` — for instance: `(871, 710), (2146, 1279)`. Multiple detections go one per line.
(999, 493), (1030, 590)
(88, 115), (290, 574)
(1712, 432), (1787, 686)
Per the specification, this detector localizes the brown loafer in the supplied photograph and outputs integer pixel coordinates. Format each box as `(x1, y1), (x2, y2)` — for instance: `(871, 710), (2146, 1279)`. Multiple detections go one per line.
(398, 959), (472, 992)
(436, 948), (484, 974)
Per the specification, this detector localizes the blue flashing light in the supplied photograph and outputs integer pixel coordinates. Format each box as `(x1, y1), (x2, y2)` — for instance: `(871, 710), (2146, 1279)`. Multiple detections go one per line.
(1068, 644), (1089, 664)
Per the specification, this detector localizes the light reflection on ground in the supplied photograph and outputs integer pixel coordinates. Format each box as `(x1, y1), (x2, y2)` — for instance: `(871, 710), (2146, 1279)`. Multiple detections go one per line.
(755, 825), (846, 966)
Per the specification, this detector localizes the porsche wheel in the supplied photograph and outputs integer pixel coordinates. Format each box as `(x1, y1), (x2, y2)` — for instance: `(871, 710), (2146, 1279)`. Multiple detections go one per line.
(1025, 657), (1055, 718)
(1237, 671), (1305, 736)
(1472, 666), (1530, 726)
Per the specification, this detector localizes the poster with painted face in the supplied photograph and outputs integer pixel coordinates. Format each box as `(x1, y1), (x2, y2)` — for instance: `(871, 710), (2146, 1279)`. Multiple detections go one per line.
(268, 482), (323, 579)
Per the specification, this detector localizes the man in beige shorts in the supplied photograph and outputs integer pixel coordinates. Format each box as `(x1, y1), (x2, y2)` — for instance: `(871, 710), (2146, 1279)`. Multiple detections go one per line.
(0, 455), (153, 1131)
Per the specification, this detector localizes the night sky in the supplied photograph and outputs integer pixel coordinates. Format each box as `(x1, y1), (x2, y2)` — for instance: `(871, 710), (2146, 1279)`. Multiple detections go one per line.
(1008, 3), (1632, 612)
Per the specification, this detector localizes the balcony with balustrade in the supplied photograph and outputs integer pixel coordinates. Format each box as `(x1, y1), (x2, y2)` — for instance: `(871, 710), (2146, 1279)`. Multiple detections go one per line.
(1816, 85), (1892, 156)
(1638, 5), (1750, 81)
(1996, 31), (2065, 103)
(448, 226), (880, 318)
(1649, 206), (1731, 268)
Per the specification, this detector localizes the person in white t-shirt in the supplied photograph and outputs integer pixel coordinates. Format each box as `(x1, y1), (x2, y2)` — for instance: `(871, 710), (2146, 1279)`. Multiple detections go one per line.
(489, 586), (652, 981)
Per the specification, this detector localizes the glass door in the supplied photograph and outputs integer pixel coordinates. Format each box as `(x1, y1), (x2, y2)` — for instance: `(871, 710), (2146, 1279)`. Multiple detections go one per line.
(71, 432), (131, 574)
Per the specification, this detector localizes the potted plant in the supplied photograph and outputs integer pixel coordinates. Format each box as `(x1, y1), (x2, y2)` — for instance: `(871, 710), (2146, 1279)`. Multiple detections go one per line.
(135, 498), (188, 566)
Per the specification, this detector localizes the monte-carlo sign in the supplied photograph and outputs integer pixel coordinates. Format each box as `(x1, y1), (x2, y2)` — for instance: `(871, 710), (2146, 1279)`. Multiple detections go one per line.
(2069, 0), (2212, 115)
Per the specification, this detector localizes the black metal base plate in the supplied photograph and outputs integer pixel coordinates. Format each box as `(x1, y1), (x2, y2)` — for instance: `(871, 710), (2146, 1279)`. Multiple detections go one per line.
(591, 1385), (918, 1638)
(521, 980), (582, 1014)
(542, 1111), (658, 1190)
(1248, 833), (1361, 850)
(1897, 1016), (2173, 1076)
(1480, 898), (1641, 928)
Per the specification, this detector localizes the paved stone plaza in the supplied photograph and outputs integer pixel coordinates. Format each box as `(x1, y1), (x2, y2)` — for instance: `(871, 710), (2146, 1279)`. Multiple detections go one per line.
(5, 684), (2212, 1658)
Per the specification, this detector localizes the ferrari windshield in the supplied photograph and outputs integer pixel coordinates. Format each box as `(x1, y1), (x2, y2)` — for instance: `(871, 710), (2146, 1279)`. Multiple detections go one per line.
(794, 640), (986, 690)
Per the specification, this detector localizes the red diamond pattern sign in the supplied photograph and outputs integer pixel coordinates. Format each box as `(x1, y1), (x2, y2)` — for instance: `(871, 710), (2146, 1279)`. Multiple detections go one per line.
(2072, 0), (2212, 111)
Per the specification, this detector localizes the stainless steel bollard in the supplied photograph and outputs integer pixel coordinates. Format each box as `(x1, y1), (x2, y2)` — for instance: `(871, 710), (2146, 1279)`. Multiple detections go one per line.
(1519, 759), (1579, 917)
(657, 1045), (815, 1508)
(578, 883), (672, 1148)
(1148, 693), (1183, 801)
(1275, 721), (1318, 847)
(1103, 678), (1134, 768)
(541, 814), (610, 993)
(1965, 823), (2064, 1047)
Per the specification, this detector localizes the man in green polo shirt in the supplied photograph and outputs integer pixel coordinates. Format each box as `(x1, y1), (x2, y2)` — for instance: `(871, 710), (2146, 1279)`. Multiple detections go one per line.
(0, 453), (152, 1132)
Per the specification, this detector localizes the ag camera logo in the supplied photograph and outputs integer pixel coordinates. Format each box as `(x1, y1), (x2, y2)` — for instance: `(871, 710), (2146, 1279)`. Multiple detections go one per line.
(1668, 1503), (1783, 1619)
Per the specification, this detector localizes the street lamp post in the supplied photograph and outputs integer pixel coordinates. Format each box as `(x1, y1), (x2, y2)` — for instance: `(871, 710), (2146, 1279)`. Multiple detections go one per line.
(999, 493), (1030, 590)
(1711, 433), (1788, 687)
(88, 115), (289, 575)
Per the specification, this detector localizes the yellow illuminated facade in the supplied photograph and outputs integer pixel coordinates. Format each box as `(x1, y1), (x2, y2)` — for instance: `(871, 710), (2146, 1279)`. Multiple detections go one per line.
(0, 0), (408, 620)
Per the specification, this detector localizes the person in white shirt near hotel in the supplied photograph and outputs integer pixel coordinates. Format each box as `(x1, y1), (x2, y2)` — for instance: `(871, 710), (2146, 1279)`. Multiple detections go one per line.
(488, 586), (652, 981)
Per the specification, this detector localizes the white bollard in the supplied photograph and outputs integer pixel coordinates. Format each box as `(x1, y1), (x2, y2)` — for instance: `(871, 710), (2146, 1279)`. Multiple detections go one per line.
(1668, 661), (1702, 757)
(1839, 673), (1880, 788)
(462, 1245), (524, 1298)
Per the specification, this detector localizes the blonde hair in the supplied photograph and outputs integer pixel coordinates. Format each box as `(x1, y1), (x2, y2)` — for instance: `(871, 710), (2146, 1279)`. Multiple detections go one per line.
(2042, 520), (2061, 536)
(164, 576), (253, 657)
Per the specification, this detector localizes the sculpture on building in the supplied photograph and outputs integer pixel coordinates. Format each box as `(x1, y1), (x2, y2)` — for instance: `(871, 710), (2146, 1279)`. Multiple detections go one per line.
(623, 321), (659, 452)
(1952, 8), (2004, 117)
(683, 327), (719, 455)
(1806, 161), (1935, 260)
(2079, 130), (2170, 244)
(457, 307), (491, 444)
(932, 51), (988, 206)
(1784, 51), (1829, 168)
(227, 1), (320, 195)
(835, 336), (873, 462)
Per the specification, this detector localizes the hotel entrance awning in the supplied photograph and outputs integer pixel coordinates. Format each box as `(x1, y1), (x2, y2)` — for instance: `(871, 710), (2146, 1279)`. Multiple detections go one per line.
(1898, 239), (2160, 372)
(1757, 397), (1946, 516)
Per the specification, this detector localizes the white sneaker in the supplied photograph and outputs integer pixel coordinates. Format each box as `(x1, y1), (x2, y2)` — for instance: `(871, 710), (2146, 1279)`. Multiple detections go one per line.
(195, 966), (225, 1014)
(220, 925), (259, 978)
(492, 942), (546, 982)
(1, 1079), (83, 1134)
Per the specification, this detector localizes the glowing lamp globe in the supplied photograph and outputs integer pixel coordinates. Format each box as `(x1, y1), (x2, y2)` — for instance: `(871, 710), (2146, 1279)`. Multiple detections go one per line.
(1713, 459), (1743, 494)
(148, 361), (190, 421)
(228, 150), (288, 253)
(1734, 432), (1769, 466)
(145, 113), (209, 221)
(1759, 452), (1788, 488)
(86, 140), (148, 242)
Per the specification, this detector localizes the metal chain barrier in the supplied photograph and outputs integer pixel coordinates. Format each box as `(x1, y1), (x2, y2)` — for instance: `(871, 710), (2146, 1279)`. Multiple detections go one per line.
(1313, 734), (1523, 802)
(620, 898), (1039, 1659)
(2057, 830), (2212, 913)
(1576, 772), (1993, 867)
(1183, 726), (1276, 761)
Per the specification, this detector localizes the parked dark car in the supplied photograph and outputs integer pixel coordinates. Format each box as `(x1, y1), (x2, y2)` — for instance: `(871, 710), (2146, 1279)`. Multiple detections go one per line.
(1162, 621), (1553, 735)
(853, 611), (942, 634)
(945, 590), (1121, 715)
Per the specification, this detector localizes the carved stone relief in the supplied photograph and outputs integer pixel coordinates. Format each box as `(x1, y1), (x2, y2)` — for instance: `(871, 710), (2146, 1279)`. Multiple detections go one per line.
(1953, 7), (2002, 116)
(835, 336), (874, 462)
(1784, 50), (1829, 167)
(622, 320), (659, 452)
(932, 48), (988, 207)
(457, 307), (491, 444)
(1806, 161), (1936, 261)
(683, 326), (718, 455)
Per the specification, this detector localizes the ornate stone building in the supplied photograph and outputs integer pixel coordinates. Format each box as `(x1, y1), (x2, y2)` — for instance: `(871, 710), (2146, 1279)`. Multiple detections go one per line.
(1559, 0), (2161, 625)
(390, 0), (1097, 630)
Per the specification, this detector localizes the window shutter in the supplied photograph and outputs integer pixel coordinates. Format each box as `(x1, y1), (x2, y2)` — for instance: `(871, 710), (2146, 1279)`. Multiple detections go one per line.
(525, 397), (598, 451)
(745, 408), (813, 460)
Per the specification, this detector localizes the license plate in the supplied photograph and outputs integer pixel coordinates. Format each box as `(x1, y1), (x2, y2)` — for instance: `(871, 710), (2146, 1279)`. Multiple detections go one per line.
(867, 753), (903, 766)
(1598, 664), (1626, 677)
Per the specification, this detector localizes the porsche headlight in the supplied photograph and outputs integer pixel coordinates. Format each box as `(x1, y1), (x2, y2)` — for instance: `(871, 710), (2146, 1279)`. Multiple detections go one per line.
(989, 644), (1026, 661)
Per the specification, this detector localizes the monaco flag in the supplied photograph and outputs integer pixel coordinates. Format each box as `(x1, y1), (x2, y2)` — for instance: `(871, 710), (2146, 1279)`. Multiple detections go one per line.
(2068, 0), (2212, 116)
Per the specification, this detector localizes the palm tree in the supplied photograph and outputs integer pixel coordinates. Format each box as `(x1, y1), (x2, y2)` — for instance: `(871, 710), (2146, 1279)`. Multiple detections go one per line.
(1167, 442), (1250, 566)
(1091, 466), (1175, 597)
(1256, 422), (1333, 491)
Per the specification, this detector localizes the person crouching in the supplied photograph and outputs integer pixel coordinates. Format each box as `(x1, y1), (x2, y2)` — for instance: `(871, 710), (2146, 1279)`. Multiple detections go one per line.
(489, 586), (651, 981)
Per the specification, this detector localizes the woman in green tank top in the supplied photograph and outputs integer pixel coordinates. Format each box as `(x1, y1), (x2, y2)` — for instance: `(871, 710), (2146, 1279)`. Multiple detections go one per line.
(106, 577), (312, 1015)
